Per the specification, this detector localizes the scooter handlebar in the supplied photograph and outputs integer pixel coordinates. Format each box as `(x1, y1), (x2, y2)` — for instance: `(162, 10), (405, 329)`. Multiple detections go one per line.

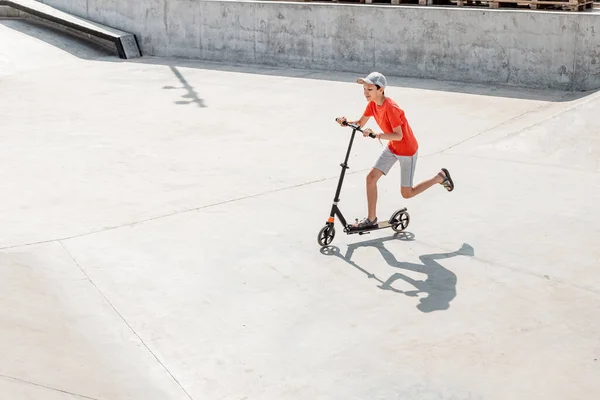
(336, 119), (376, 138)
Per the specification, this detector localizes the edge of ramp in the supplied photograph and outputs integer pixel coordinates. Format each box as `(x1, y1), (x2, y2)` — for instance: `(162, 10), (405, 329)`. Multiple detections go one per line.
(0, 0), (141, 59)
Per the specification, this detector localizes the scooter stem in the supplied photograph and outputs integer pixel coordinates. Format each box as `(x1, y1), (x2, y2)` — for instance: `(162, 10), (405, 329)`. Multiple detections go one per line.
(333, 127), (357, 203)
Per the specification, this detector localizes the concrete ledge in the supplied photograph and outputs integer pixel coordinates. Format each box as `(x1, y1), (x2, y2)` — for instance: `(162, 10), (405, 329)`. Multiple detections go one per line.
(0, 0), (141, 59)
(34, 0), (600, 90)
(0, 4), (22, 16)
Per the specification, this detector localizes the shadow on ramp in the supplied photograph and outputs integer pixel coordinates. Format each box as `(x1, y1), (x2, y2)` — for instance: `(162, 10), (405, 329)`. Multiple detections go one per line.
(8, 15), (596, 103)
(132, 56), (598, 103)
(0, 17), (117, 59)
(163, 65), (207, 108)
(321, 233), (474, 313)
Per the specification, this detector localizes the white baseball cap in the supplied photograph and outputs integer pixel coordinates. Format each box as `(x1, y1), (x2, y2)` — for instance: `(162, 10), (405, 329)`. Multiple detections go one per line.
(356, 72), (387, 88)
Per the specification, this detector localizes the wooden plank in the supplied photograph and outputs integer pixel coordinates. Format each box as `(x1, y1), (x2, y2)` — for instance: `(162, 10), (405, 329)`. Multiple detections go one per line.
(450, 0), (499, 6)
(364, 0), (419, 4)
(416, 0), (454, 3)
(450, 0), (593, 8)
(293, 0), (365, 2)
(489, 0), (592, 9)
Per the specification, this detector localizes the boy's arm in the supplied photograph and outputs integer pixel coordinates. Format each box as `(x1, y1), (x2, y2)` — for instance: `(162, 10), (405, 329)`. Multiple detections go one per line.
(366, 124), (403, 141)
(353, 115), (370, 128)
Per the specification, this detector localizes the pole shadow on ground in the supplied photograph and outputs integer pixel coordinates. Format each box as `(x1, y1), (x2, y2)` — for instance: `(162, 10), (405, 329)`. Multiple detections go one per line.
(320, 233), (474, 313)
(163, 65), (207, 107)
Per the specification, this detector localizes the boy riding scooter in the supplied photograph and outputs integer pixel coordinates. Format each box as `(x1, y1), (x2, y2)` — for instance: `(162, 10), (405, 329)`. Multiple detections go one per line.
(336, 72), (454, 229)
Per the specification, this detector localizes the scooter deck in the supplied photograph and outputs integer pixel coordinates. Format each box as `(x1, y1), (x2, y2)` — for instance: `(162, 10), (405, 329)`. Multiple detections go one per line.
(346, 220), (394, 234)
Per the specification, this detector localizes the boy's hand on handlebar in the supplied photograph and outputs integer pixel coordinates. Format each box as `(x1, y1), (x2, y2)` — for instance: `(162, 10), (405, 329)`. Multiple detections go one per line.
(334, 117), (375, 138)
(336, 117), (347, 126)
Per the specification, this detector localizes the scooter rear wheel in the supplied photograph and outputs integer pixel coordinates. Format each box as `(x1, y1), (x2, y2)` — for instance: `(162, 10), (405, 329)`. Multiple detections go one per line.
(318, 225), (335, 246)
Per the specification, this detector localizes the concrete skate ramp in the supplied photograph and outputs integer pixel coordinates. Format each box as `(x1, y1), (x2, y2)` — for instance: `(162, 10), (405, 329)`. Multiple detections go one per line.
(0, 17), (116, 76)
(1, 17), (599, 400)
(461, 94), (600, 171)
(33, 0), (600, 91)
(0, 0), (141, 59)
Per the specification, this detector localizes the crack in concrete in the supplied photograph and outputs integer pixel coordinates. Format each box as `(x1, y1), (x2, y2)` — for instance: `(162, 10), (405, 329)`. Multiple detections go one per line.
(57, 242), (195, 400)
(0, 373), (100, 400)
(431, 91), (575, 156)
(441, 152), (599, 174)
(454, 247), (600, 297)
(0, 175), (337, 251)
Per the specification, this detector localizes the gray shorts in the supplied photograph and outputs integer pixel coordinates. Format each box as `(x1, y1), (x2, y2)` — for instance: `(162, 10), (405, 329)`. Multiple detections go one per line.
(373, 146), (418, 187)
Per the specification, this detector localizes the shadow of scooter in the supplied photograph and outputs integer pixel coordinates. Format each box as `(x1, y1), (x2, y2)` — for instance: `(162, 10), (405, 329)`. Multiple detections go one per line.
(320, 233), (474, 313)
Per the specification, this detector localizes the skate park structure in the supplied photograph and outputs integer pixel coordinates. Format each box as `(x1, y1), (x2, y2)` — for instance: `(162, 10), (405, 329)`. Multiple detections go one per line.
(0, 0), (141, 58)
(1, 1), (599, 400)
(3, 0), (600, 90)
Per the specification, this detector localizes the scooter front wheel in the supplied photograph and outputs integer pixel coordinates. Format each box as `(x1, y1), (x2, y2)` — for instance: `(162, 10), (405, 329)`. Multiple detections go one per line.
(391, 210), (410, 232)
(318, 225), (336, 247)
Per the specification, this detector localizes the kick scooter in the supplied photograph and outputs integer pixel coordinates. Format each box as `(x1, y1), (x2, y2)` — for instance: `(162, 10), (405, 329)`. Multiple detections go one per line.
(317, 119), (410, 247)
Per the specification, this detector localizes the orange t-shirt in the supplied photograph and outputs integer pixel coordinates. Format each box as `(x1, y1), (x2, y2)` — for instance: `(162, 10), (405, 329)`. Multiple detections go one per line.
(364, 97), (418, 156)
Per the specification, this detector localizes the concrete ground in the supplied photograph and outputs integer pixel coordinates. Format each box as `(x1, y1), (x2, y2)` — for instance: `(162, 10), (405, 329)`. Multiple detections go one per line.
(1, 16), (599, 400)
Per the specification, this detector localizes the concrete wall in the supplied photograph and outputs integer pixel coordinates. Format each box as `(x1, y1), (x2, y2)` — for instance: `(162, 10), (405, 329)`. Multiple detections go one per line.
(0, 4), (23, 16)
(36, 0), (600, 91)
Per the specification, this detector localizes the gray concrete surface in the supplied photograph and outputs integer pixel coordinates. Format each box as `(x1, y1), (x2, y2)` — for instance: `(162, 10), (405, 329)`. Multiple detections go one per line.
(1, 16), (600, 400)
(1, 0), (141, 58)
(0, 4), (21, 16)
(36, 0), (600, 91)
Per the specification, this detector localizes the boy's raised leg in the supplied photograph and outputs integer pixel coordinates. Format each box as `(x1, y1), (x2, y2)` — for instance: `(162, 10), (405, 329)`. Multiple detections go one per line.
(401, 169), (454, 199)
